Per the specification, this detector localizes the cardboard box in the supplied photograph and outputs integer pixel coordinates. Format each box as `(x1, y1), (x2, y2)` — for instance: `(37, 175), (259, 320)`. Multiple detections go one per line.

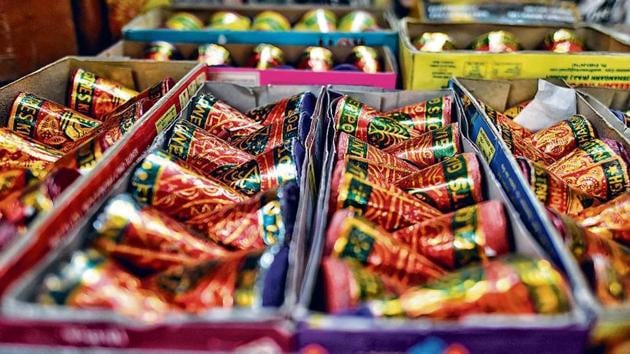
(99, 40), (398, 89)
(576, 86), (630, 136)
(0, 76), (328, 352)
(451, 77), (630, 346)
(295, 88), (590, 353)
(0, 57), (200, 296)
(122, 5), (398, 55)
(400, 18), (630, 90)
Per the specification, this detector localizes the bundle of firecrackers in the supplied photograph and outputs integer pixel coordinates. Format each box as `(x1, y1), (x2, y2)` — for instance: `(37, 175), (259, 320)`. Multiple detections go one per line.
(414, 28), (586, 53)
(33, 90), (316, 321)
(0, 69), (176, 250)
(146, 42), (384, 73)
(318, 94), (574, 319)
(476, 98), (630, 307)
(164, 9), (380, 33)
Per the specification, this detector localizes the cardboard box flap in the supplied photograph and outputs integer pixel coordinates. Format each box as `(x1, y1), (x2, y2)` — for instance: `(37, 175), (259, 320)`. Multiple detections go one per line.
(578, 87), (630, 111)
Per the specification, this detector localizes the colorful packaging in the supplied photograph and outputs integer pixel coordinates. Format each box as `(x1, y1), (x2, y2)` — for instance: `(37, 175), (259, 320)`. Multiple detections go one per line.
(337, 11), (378, 32)
(164, 119), (253, 176)
(90, 194), (231, 273)
(334, 156), (413, 187)
(548, 139), (630, 200)
(525, 115), (597, 160)
(326, 209), (446, 289)
(37, 249), (170, 322)
(198, 44), (231, 66)
(367, 256), (572, 319)
(384, 123), (461, 169)
(298, 47), (334, 72)
(0, 128), (63, 177)
(212, 144), (301, 196)
(518, 157), (600, 215)
(0, 169), (38, 201)
(391, 201), (510, 269)
(145, 41), (178, 61)
(228, 113), (303, 156)
(247, 44), (285, 70)
(336, 132), (418, 173)
(543, 29), (584, 53)
(396, 153), (484, 212)
(67, 68), (138, 120)
(413, 32), (456, 52)
(208, 11), (251, 30)
(503, 100), (531, 119)
(346, 46), (381, 73)
(184, 93), (262, 140)
(165, 12), (204, 30)
(296, 9), (336, 33)
(333, 173), (442, 231)
(129, 150), (247, 223)
(245, 92), (315, 126)
(252, 11), (291, 31)
(577, 192), (630, 247)
(7, 92), (101, 152)
(471, 31), (521, 53)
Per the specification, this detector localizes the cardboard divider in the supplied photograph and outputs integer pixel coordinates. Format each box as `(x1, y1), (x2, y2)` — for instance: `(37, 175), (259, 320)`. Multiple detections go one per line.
(575, 86), (630, 136)
(400, 18), (630, 90)
(0, 57), (202, 297)
(295, 87), (589, 353)
(0, 81), (328, 352)
(451, 77), (630, 343)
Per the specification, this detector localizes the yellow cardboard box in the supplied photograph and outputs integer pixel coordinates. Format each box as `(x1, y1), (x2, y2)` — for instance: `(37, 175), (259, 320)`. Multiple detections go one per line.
(400, 18), (630, 90)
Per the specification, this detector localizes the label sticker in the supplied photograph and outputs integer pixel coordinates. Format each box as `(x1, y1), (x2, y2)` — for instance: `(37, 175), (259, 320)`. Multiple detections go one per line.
(475, 128), (495, 162)
(155, 105), (177, 133)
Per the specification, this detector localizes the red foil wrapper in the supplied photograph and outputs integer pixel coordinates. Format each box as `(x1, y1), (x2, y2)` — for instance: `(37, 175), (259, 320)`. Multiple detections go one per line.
(471, 31), (521, 53)
(384, 123), (461, 169)
(67, 68), (138, 120)
(336, 132), (418, 173)
(333, 173), (442, 231)
(184, 94), (262, 140)
(334, 95), (452, 149)
(38, 249), (170, 322)
(0, 168), (38, 201)
(548, 139), (630, 200)
(0, 128), (63, 177)
(391, 201), (510, 269)
(525, 115), (597, 160)
(334, 156), (412, 186)
(212, 144), (299, 196)
(229, 112), (300, 156)
(7, 92), (101, 152)
(164, 119), (253, 176)
(517, 157), (600, 215)
(543, 29), (584, 53)
(129, 150), (247, 224)
(577, 192), (630, 247)
(151, 250), (265, 312)
(326, 209), (446, 289)
(396, 153), (484, 212)
(368, 256), (572, 319)
(91, 194), (232, 273)
(246, 93), (310, 126)
(482, 103), (533, 142)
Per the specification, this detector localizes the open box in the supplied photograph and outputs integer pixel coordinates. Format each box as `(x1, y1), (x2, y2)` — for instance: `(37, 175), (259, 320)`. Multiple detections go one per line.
(575, 86), (630, 136)
(99, 40), (398, 89)
(295, 88), (590, 353)
(400, 17), (630, 90)
(0, 81), (328, 352)
(0, 57), (201, 296)
(122, 5), (398, 55)
(451, 77), (630, 346)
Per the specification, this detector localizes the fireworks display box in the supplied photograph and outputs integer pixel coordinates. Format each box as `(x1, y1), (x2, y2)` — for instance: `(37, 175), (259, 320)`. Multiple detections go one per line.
(451, 77), (630, 346)
(99, 40), (398, 89)
(0, 77), (329, 352)
(0, 57), (200, 297)
(575, 86), (630, 137)
(400, 17), (630, 90)
(122, 4), (399, 56)
(294, 88), (590, 353)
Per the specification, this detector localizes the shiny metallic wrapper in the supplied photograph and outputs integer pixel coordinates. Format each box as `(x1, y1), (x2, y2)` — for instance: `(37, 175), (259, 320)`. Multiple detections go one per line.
(413, 32), (456, 52)
(165, 12), (204, 30)
(248, 44), (285, 70)
(298, 46), (334, 72)
(543, 29), (584, 53)
(198, 44), (231, 66)
(209, 11), (251, 30)
(338, 11), (378, 33)
(347, 46), (381, 73)
(471, 31), (521, 53)
(252, 11), (291, 31)
(145, 41), (178, 61)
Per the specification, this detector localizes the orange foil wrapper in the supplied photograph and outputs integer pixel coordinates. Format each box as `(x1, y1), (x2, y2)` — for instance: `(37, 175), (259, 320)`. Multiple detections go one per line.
(229, 112), (301, 156)
(391, 201), (510, 269)
(0, 169), (39, 201)
(326, 209), (446, 290)
(211, 144), (300, 196)
(517, 157), (600, 215)
(396, 153), (484, 212)
(336, 132), (418, 173)
(67, 68), (138, 120)
(129, 150), (247, 224)
(525, 115), (597, 160)
(184, 93), (262, 140)
(164, 119), (253, 176)
(38, 249), (170, 322)
(7, 92), (101, 152)
(577, 192), (630, 247)
(368, 256), (572, 319)
(384, 123), (461, 169)
(334, 173), (442, 231)
(0, 128), (63, 177)
(90, 194), (232, 273)
(334, 95), (452, 148)
(548, 139), (630, 200)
